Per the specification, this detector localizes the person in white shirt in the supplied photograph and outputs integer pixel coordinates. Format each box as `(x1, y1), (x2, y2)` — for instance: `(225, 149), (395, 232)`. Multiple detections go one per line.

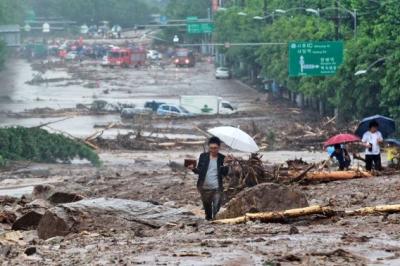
(361, 120), (383, 171)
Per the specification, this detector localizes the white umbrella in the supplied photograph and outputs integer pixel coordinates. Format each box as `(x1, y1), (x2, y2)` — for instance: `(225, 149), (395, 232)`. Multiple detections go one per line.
(208, 126), (259, 153)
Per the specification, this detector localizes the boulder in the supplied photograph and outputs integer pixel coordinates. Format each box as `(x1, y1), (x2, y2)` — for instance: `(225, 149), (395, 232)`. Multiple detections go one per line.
(12, 211), (44, 230)
(32, 185), (55, 200)
(24, 246), (37, 256)
(47, 192), (84, 204)
(37, 198), (199, 239)
(0, 211), (17, 225)
(37, 207), (74, 240)
(26, 199), (52, 209)
(217, 183), (309, 219)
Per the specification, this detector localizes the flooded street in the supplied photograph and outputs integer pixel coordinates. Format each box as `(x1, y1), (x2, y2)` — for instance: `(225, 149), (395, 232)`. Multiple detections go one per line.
(1, 51), (399, 266)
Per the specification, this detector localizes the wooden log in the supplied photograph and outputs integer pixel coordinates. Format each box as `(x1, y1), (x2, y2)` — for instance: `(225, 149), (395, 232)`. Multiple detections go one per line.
(213, 216), (247, 225)
(346, 204), (400, 216)
(353, 153), (366, 162)
(158, 142), (176, 147)
(214, 205), (335, 224)
(179, 140), (205, 145)
(290, 164), (315, 183)
(214, 204), (400, 225)
(86, 122), (116, 141)
(304, 171), (372, 182)
(245, 205), (335, 223)
(31, 116), (73, 129)
(84, 140), (99, 150)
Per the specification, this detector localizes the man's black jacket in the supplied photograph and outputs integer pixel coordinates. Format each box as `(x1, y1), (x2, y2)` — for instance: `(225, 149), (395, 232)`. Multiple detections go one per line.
(193, 152), (229, 192)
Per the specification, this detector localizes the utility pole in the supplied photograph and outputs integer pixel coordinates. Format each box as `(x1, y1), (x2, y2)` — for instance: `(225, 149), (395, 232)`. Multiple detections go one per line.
(264, 0), (268, 14)
(334, 0), (340, 40)
(334, 0), (342, 124)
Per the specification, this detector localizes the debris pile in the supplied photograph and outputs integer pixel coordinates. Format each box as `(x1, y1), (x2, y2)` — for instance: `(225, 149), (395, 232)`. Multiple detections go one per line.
(224, 154), (274, 201)
(217, 183), (309, 219)
(93, 132), (205, 151)
(0, 187), (199, 241)
(280, 118), (340, 149)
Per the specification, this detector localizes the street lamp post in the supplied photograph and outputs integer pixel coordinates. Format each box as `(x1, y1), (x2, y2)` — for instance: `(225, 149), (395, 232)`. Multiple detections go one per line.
(272, 7), (357, 37)
(274, 7), (320, 16)
(354, 58), (385, 76)
(317, 7), (357, 37)
(253, 13), (275, 22)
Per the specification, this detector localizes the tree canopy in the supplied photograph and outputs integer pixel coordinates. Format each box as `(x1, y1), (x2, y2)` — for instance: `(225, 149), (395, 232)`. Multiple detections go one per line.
(27, 0), (152, 27)
(214, 0), (400, 123)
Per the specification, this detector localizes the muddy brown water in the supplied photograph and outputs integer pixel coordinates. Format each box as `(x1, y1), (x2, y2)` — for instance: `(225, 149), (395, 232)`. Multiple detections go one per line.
(1, 57), (399, 265)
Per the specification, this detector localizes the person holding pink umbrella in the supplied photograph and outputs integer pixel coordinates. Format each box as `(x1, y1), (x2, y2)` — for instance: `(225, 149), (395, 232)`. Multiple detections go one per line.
(324, 133), (360, 171)
(329, 144), (351, 170)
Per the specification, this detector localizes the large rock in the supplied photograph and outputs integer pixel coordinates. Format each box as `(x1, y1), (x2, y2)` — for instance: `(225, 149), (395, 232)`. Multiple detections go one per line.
(47, 192), (84, 204)
(32, 185), (55, 200)
(217, 183), (309, 219)
(12, 211), (44, 230)
(37, 198), (199, 239)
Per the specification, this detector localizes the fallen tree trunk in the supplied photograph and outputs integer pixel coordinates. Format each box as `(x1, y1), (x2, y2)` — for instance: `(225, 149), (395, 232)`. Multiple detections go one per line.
(245, 205), (336, 223)
(290, 164), (315, 183)
(214, 205), (334, 225)
(304, 171), (372, 182)
(214, 203), (400, 225)
(346, 204), (400, 216)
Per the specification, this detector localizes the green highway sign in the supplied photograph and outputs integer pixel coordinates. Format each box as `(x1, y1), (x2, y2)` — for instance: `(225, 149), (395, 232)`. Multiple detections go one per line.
(187, 22), (214, 34)
(186, 16), (198, 22)
(288, 41), (344, 77)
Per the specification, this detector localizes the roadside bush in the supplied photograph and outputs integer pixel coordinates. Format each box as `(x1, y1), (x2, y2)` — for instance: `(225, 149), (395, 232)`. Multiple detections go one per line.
(0, 127), (101, 166)
(0, 155), (5, 167)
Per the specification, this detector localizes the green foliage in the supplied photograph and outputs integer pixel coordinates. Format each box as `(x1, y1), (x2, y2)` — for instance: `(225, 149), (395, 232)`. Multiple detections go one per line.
(0, 41), (6, 70)
(160, 0), (210, 48)
(214, 0), (400, 122)
(0, 0), (25, 24)
(0, 0), (25, 69)
(27, 0), (151, 26)
(0, 155), (6, 167)
(165, 0), (210, 19)
(0, 127), (101, 167)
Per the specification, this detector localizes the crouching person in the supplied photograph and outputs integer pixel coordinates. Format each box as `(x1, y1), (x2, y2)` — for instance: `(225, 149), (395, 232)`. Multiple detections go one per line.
(330, 144), (351, 170)
(188, 137), (230, 220)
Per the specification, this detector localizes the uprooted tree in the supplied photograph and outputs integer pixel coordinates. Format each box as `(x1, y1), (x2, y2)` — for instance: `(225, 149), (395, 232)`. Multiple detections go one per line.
(0, 127), (101, 167)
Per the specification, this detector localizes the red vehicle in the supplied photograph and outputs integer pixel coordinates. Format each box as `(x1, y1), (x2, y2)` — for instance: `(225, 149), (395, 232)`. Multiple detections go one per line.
(131, 47), (146, 67)
(105, 47), (146, 68)
(174, 48), (195, 67)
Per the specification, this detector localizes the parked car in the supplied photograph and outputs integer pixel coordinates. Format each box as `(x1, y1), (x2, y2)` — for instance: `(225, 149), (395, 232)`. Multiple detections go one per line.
(147, 50), (162, 60)
(156, 104), (192, 117)
(100, 55), (109, 67)
(215, 67), (231, 79)
(121, 107), (152, 119)
(144, 100), (166, 112)
(65, 51), (78, 60)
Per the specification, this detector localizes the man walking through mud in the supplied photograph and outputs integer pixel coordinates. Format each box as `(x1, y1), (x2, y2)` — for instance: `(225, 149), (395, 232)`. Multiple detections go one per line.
(188, 137), (230, 220)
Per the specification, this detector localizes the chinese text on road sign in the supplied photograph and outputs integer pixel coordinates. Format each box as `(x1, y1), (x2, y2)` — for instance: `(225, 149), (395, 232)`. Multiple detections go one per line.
(288, 41), (344, 77)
